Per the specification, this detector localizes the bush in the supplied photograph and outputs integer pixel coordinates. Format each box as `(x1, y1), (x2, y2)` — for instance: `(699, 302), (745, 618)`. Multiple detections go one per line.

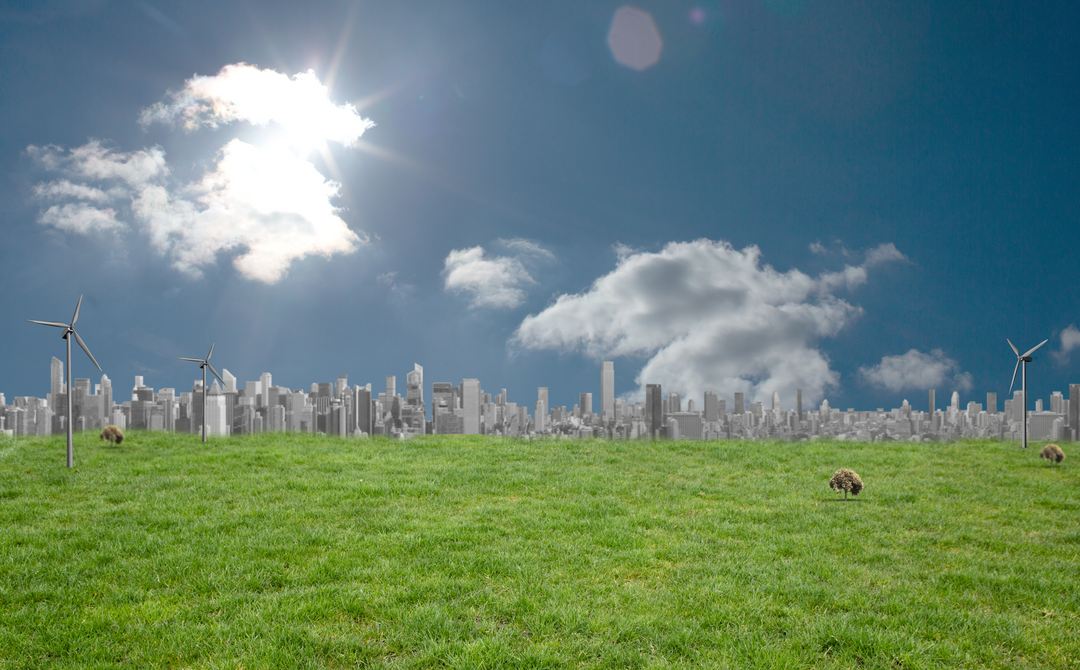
(1040, 443), (1064, 464)
(829, 468), (863, 500)
(100, 425), (124, 445)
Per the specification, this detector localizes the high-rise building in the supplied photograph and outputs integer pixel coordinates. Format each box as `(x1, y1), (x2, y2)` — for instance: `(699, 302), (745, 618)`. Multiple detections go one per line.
(50, 357), (64, 412)
(1012, 390), (1025, 424)
(222, 369), (237, 394)
(386, 376), (396, 401)
(601, 361), (614, 421)
(260, 373), (272, 407)
(407, 364), (423, 409)
(580, 392), (592, 416)
(1051, 391), (1064, 415)
(734, 392), (745, 415)
(538, 387), (549, 419)
(704, 391), (719, 422)
(669, 392), (680, 414)
(1070, 385), (1080, 441)
(772, 391), (780, 410)
(929, 389), (935, 414)
(796, 389), (803, 419)
(462, 379), (481, 434)
(355, 385), (372, 435)
(645, 384), (662, 438)
(336, 374), (348, 400)
(987, 392), (997, 414)
(951, 391), (959, 410)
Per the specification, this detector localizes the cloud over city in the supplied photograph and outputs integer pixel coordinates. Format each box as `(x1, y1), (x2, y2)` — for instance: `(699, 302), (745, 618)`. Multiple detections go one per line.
(512, 239), (906, 406)
(27, 64), (372, 283)
(858, 349), (973, 393)
(442, 239), (554, 309)
(1052, 325), (1080, 365)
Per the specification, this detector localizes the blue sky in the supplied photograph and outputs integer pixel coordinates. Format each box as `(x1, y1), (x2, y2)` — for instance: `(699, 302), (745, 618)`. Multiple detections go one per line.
(2, 0), (1078, 416)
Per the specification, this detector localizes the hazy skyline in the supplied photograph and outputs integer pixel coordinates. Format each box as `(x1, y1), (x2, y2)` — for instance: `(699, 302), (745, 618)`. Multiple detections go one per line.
(2, 1), (1078, 413)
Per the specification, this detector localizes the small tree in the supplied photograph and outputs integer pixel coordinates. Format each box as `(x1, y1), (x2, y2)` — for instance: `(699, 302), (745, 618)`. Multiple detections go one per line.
(1040, 443), (1065, 465)
(100, 425), (124, 445)
(829, 468), (863, 500)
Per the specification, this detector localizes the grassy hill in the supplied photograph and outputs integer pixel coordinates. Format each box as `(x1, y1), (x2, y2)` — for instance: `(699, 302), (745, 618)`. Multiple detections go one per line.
(1, 432), (1077, 668)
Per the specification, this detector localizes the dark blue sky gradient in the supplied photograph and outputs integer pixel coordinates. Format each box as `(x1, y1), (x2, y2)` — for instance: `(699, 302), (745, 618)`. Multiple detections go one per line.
(2, 0), (1077, 414)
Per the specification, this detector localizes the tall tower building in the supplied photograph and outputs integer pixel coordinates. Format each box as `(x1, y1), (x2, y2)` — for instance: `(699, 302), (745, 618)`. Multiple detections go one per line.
(734, 392), (745, 415)
(50, 357), (64, 412)
(601, 361), (614, 421)
(222, 369), (237, 394)
(772, 391), (780, 410)
(669, 392), (680, 413)
(386, 376), (396, 401)
(538, 388), (549, 418)
(1012, 390), (1025, 424)
(704, 391), (719, 422)
(951, 391), (959, 410)
(407, 364), (423, 407)
(645, 384), (662, 438)
(987, 392), (997, 414)
(1070, 384), (1080, 440)
(462, 379), (481, 434)
(100, 374), (113, 424)
(336, 374), (348, 400)
(580, 393), (593, 416)
(260, 373), (272, 407)
(928, 389), (935, 414)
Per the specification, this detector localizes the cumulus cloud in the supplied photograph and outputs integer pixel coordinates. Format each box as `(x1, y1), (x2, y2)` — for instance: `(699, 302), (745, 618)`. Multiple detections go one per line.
(27, 65), (372, 283)
(39, 203), (122, 233)
(511, 238), (905, 405)
(138, 63), (374, 146)
(443, 246), (536, 309)
(1052, 325), (1080, 365)
(858, 349), (972, 393)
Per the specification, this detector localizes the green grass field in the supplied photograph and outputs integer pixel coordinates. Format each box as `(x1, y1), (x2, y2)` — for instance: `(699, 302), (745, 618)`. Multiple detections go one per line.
(1, 431), (1077, 669)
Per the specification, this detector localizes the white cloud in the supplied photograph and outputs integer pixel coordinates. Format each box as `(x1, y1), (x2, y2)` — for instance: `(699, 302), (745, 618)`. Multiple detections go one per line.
(512, 238), (905, 406)
(496, 237), (555, 260)
(28, 65), (372, 283)
(443, 246), (535, 309)
(864, 242), (907, 267)
(809, 241), (827, 254)
(139, 63), (374, 147)
(858, 349), (971, 392)
(1052, 325), (1080, 365)
(38, 203), (122, 233)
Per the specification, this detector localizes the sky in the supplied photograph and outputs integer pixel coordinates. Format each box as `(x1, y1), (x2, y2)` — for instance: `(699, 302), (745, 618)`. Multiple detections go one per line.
(2, 0), (1078, 417)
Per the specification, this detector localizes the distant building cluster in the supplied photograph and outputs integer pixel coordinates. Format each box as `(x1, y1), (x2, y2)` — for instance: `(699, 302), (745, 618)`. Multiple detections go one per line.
(2, 358), (1078, 443)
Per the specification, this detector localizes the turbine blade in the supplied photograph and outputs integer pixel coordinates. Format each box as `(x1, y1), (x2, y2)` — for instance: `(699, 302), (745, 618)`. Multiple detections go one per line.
(72, 294), (83, 326)
(1022, 339), (1049, 358)
(73, 330), (102, 371)
(1009, 359), (1020, 395)
(207, 343), (215, 361)
(26, 319), (68, 328)
(177, 357), (204, 362)
(207, 363), (226, 387)
(1007, 338), (1019, 356)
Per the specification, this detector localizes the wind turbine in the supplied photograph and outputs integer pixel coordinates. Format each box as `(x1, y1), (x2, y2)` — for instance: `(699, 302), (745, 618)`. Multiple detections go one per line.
(177, 344), (226, 443)
(27, 295), (102, 468)
(1008, 337), (1048, 449)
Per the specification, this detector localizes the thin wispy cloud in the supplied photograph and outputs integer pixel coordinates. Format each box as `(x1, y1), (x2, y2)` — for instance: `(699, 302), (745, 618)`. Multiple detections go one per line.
(511, 239), (906, 406)
(859, 349), (973, 393)
(28, 64), (373, 283)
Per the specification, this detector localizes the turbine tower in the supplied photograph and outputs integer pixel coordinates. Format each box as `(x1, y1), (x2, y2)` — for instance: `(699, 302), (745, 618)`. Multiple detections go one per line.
(1008, 338), (1048, 449)
(177, 344), (226, 443)
(27, 295), (102, 468)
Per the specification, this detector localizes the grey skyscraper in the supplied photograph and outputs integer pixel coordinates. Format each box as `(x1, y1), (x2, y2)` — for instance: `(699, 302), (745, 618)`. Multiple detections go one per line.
(704, 391), (719, 422)
(580, 392), (592, 416)
(601, 361), (614, 420)
(1070, 385), (1080, 440)
(50, 357), (64, 412)
(734, 392), (744, 415)
(386, 376), (396, 401)
(669, 391), (680, 413)
(772, 391), (780, 410)
(462, 379), (481, 434)
(538, 387), (548, 417)
(406, 364), (423, 408)
(987, 392), (997, 415)
(929, 389), (935, 414)
(645, 384), (662, 438)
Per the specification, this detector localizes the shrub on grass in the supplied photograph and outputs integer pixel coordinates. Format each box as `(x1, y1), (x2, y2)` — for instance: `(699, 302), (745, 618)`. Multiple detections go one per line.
(1040, 443), (1064, 465)
(829, 468), (863, 500)
(100, 425), (124, 445)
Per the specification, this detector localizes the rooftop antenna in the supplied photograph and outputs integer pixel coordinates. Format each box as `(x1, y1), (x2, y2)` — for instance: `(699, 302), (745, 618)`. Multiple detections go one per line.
(1008, 338), (1048, 449)
(177, 344), (226, 443)
(27, 295), (102, 467)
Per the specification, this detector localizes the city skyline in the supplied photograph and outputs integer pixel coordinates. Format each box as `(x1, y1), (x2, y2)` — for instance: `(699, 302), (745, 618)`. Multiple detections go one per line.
(4, 355), (1077, 446)
(2, 2), (1078, 418)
